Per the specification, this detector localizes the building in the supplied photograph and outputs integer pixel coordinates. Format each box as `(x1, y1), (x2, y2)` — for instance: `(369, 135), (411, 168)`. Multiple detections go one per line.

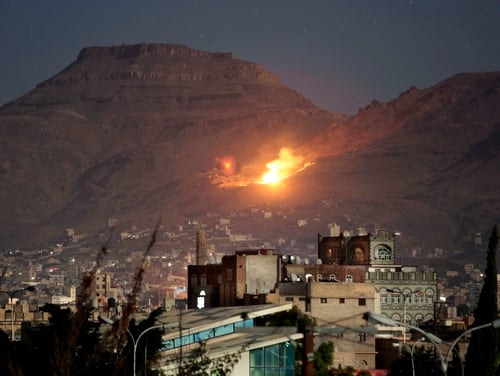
(268, 279), (377, 370)
(153, 303), (302, 376)
(187, 248), (281, 308)
(318, 229), (437, 327)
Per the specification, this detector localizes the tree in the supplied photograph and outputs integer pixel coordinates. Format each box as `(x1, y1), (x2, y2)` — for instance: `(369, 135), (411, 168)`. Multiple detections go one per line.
(388, 345), (445, 376)
(464, 225), (500, 376)
(314, 341), (334, 376)
(171, 341), (241, 376)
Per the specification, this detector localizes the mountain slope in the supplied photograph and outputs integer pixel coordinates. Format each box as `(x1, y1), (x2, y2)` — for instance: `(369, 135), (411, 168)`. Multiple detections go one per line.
(0, 43), (339, 247)
(0, 43), (498, 263)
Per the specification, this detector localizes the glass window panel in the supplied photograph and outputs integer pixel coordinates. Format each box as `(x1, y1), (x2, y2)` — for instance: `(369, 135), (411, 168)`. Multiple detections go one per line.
(284, 343), (295, 368)
(250, 370), (265, 376)
(265, 344), (280, 368)
(250, 348), (264, 367)
(265, 370), (280, 376)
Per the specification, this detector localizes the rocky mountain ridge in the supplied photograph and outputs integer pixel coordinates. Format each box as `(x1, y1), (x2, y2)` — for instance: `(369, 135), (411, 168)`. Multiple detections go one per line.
(0, 43), (498, 264)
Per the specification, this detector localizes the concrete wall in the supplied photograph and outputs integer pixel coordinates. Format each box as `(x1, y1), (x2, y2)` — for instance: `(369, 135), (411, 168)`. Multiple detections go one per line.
(245, 254), (279, 295)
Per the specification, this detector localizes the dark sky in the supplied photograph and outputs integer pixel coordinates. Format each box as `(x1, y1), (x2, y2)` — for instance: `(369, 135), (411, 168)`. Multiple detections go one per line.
(1, 0), (499, 114)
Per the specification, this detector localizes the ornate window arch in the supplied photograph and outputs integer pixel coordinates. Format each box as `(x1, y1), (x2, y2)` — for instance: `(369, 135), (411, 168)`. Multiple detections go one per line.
(375, 244), (393, 261)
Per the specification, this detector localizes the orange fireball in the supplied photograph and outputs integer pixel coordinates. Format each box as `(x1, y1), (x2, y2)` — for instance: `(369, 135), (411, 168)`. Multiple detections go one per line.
(216, 156), (236, 176)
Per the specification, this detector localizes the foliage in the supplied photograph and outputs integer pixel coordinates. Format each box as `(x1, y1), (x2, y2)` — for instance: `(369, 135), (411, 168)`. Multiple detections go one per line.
(388, 345), (444, 376)
(314, 340), (334, 376)
(356, 371), (372, 376)
(464, 225), (500, 376)
(170, 341), (241, 376)
(329, 364), (355, 375)
(0, 222), (167, 376)
(256, 304), (316, 329)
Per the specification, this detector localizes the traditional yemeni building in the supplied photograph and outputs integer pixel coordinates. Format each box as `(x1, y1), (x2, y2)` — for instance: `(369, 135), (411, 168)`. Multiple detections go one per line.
(318, 228), (437, 326)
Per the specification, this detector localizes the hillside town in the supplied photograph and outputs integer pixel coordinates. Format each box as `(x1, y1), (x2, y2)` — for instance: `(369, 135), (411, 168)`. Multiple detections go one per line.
(0, 204), (492, 375)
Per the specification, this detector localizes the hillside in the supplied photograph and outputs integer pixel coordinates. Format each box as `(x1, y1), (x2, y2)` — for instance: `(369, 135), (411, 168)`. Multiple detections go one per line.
(0, 43), (498, 265)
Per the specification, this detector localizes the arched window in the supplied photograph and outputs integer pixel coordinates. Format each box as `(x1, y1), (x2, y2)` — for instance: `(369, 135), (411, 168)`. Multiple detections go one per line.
(353, 247), (365, 263)
(375, 245), (392, 261)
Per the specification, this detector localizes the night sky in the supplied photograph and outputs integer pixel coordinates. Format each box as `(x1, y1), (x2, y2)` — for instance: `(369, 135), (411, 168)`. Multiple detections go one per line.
(1, 0), (499, 114)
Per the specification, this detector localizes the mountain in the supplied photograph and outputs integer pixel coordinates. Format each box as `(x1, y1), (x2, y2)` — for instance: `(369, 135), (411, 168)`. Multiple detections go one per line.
(0, 43), (498, 265)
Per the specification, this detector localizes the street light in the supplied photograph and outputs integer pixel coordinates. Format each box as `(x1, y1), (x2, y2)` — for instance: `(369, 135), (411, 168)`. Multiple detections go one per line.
(410, 337), (425, 376)
(0, 286), (36, 341)
(443, 318), (500, 375)
(100, 316), (176, 376)
(363, 311), (446, 373)
(364, 311), (500, 375)
(387, 289), (411, 344)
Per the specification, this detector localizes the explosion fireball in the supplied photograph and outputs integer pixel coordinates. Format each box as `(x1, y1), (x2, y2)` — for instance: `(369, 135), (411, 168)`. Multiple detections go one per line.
(256, 147), (311, 185)
(211, 147), (312, 188)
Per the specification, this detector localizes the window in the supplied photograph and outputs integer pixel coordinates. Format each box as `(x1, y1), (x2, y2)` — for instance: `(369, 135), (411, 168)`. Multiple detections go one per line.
(329, 274), (336, 282)
(285, 297), (294, 302)
(358, 333), (366, 342)
(376, 247), (392, 261)
(191, 274), (197, 286)
(345, 274), (353, 283)
(200, 274), (207, 286)
(381, 295), (387, 305)
(250, 342), (295, 376)
(226, 268), (232, 281)
(320, 298), (328, 303)
(358, 298), (366, 306)
(216, 274), (222, 284)
(317, 274), (323, 281)
(339, 298), (345, 304)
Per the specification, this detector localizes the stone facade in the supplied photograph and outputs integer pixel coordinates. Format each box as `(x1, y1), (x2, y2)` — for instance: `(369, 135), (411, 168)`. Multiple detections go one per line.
(268, 281), (377, 371)
(365, 267), (437, 325)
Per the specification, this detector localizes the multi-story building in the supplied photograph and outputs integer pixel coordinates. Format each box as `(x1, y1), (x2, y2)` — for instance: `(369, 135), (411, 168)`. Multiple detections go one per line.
(187, 248), (281, 309)
(318, 229), (437, 327)
(268, 280), (377, 370)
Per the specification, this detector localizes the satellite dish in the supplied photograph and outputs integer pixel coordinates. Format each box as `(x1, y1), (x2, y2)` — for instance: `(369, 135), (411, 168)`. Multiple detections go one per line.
(289, 255), (296, 264)
(317, 259), (323, 264)
(296, 256), (302, 264)
(304, 258), (309, 265)
(281, 255), (289, 263)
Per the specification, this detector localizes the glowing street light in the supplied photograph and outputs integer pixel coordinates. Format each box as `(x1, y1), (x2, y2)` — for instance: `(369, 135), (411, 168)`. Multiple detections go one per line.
(0, 286), (36, 341)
